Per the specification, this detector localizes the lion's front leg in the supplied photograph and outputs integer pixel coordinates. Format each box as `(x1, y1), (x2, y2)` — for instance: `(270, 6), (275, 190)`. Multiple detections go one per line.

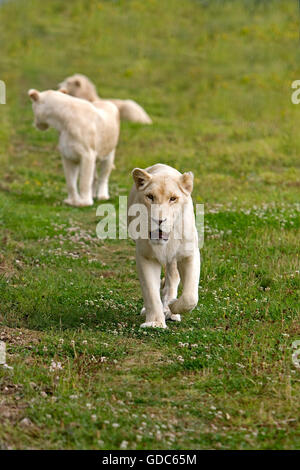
(78, 152), (96, 206)
(162, 259), (181, 322)
(62, 157), (81, 207)
(96, 149), (115, 201)
(169, 251), (200, 315)
(136, 255), (166, 329)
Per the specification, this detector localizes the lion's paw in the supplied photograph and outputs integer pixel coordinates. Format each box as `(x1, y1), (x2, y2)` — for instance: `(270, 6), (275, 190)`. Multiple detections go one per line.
(64, 197), (93, 207)
(77, 198), (94, 207)
(164, 306), (181, 322)
(97, 193), (110, 201)
(64, 197), (80, 207)
(140, 321), (167, 329)
(169, 314), (181, 322)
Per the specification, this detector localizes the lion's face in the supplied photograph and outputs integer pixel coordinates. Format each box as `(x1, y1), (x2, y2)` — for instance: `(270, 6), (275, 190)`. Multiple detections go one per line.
(132, 168), (193, 245)
(28, 89), (50, 131)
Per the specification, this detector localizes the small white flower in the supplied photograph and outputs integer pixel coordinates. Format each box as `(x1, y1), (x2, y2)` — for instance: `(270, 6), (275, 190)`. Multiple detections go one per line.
(236, 362), (245, 369)
(49, 361), (63, 372)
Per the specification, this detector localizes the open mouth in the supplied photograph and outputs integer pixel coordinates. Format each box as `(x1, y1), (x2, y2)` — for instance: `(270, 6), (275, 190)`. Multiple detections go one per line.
(149, 230), (169, 241)
(35, 121), (49, 131)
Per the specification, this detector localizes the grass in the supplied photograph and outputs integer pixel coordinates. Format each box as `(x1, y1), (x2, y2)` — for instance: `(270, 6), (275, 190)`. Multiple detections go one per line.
(0, 0), (299, 450)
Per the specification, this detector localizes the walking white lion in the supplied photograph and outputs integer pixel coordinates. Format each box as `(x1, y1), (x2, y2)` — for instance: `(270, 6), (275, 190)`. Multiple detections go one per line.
(28, 88), (120, 207)
(128, 164), (200, 328)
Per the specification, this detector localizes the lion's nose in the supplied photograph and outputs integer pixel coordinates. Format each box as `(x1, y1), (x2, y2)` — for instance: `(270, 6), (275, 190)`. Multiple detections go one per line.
(151, 217), (167, 227)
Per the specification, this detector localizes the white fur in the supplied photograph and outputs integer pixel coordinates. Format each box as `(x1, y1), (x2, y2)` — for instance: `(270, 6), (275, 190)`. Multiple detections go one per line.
(110, 98), (152, 125)
(28, 89), (120, 207)
(59, 74), (152, 124)
(128, 164), (200, 329)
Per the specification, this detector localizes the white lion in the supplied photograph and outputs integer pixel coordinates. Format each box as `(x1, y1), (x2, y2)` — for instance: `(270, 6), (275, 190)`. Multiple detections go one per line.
(28, 89), (120, 207)
(128, 164), (200, 328)
(59, 74), (152, 125)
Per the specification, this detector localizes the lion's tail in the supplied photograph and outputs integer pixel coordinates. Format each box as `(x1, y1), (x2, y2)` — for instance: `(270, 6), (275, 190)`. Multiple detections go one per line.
(109, 98), (152, 124)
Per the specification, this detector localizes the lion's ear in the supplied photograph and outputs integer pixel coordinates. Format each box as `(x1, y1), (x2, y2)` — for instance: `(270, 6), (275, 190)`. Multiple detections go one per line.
(28, 89), (39, 102)
(132, 168), (152, 190)
(58, 88), (68, 94)
(179, 171), (194, 194)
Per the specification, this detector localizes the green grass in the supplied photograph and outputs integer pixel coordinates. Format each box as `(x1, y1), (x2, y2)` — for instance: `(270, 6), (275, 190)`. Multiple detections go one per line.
(0, 0), (300, 450)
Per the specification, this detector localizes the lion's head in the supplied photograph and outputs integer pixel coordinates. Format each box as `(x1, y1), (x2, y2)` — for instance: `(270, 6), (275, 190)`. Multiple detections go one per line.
(131, 164), (194, 244)
(58, 74), (98, 102)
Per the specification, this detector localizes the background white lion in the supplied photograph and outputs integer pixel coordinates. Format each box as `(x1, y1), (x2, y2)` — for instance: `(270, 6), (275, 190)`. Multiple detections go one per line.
(28, 88), (120, 207)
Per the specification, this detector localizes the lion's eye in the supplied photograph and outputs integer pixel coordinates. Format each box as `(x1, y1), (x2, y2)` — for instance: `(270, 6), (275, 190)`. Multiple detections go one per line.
(169, 196), (177, 202)
(146, 194), (154, 201)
